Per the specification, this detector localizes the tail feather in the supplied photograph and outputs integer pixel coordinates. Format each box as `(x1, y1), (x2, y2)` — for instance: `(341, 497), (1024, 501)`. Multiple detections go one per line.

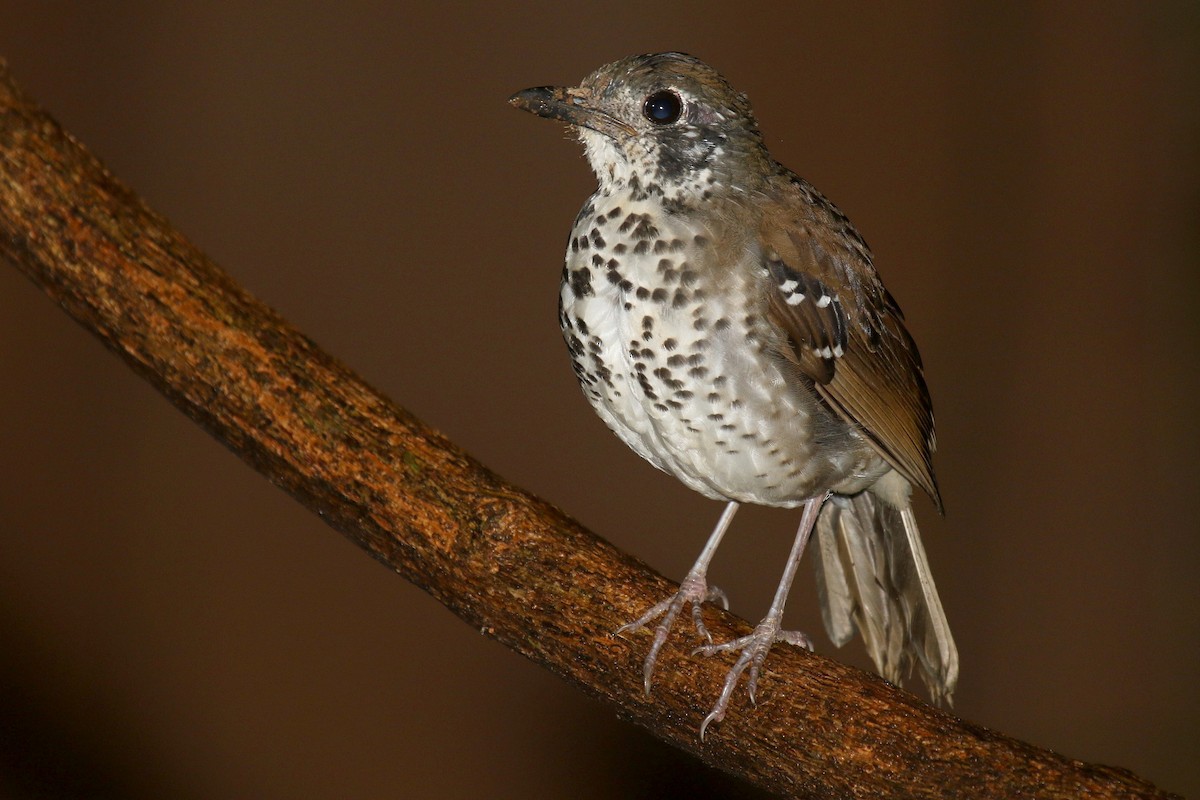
(813, 479), (958, 704)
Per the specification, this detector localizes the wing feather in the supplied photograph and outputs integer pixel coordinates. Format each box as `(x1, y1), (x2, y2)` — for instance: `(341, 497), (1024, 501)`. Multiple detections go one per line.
(759, 183), (942, 510)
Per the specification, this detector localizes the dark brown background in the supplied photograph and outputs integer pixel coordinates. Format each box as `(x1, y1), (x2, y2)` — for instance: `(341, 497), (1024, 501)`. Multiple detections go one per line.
(1, 3), (1197, 798)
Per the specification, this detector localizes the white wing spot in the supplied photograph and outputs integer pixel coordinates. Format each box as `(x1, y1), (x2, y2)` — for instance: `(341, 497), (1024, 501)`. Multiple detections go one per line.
(816, 295), (832, 308)
(785, 292), (806, 306)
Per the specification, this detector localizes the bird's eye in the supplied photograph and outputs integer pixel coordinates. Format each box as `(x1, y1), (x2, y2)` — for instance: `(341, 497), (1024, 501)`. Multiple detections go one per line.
(643, 90), (683, 125)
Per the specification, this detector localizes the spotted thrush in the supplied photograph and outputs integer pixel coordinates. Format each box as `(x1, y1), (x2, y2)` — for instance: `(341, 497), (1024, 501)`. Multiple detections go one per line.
(510, 52), (957, 735)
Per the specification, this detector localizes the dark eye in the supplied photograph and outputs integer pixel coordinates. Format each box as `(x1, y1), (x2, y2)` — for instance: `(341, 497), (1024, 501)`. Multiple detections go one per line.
(643, 90), (683, 124)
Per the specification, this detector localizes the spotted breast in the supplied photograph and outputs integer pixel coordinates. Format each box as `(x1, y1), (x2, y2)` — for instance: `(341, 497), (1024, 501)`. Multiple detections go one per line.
(558, 190), (887, 507)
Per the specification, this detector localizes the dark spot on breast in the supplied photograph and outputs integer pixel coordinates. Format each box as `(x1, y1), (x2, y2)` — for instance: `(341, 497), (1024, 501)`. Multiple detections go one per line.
(569, 268), (593, 297)
(631, 217), (659, 240)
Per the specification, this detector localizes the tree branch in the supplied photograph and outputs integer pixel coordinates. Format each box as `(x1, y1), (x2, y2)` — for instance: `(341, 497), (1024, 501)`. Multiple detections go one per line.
(0, 61), (1177, 800)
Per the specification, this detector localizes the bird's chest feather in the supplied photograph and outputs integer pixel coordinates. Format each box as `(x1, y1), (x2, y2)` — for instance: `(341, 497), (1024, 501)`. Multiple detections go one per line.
(557, 191), (841, 505)
(559, 194), (711, 434)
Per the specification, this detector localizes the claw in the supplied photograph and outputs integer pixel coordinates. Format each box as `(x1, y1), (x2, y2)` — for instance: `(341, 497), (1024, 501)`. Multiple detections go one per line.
(694, 616), (812, 737)
(617, 572), (731, 693)
(699, 706), (723, 741)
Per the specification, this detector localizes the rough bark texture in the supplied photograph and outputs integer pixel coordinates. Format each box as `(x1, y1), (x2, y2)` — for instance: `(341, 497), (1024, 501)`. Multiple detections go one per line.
(0, 61), (1179, 800)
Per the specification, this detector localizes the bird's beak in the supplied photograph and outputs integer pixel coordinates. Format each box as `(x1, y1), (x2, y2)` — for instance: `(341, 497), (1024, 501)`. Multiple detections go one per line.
(509, 86), (637, 139)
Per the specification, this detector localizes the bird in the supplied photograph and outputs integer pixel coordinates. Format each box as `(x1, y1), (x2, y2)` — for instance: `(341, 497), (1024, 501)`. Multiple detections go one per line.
(509, 52), (957, 736)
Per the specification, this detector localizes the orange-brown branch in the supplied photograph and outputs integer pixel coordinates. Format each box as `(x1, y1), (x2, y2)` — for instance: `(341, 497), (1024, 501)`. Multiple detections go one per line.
(0, 61), (1177, 800)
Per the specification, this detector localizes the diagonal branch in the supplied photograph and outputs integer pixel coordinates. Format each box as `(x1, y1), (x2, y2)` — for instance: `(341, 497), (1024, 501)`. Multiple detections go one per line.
(0, 61), (1177, 800)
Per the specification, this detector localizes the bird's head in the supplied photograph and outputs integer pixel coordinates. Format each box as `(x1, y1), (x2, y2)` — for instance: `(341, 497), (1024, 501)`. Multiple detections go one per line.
(511, 52), (770, 203)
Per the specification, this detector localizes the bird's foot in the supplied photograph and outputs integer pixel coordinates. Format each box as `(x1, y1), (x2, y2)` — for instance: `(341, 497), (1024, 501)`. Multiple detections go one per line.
(616, 571), (729, 694)
(692, 616), (813, 739)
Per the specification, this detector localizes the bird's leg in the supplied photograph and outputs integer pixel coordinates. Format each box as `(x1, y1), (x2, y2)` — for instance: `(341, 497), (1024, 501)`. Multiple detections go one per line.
(617, 501), (739, 693)
(695, 492), (829, 739)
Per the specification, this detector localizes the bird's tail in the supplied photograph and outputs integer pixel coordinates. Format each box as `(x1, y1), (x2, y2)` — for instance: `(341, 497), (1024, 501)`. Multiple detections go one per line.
(811, 476), (958, 704)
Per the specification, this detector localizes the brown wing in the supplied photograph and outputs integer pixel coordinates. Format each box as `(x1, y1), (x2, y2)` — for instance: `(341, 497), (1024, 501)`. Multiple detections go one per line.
(760, 187), (942, 511)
